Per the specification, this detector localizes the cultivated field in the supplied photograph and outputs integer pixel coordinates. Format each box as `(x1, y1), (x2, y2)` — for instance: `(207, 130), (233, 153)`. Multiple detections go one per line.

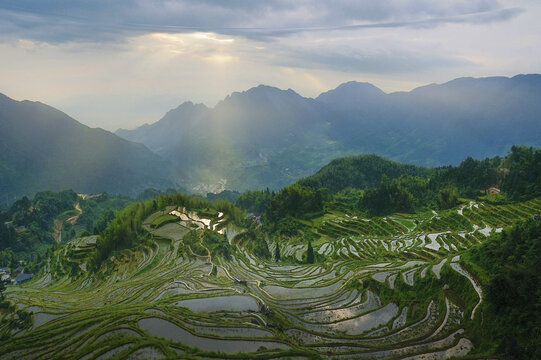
(2, 198), (539, 359)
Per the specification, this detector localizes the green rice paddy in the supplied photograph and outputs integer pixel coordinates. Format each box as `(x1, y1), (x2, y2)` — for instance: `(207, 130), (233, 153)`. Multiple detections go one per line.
(2, 198), (539, 359)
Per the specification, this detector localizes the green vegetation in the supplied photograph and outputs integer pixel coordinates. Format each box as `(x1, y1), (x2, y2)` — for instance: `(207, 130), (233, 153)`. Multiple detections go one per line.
(0, 282), (32, 341)
(92, 192), (245, 267)
(464, 219), (541, 359)
(150, 214), (178, 229)
(0, 191), (132, 269)
(1, 148), (540, 359)
(207, 190), (241, 203)
(274, 243), (280, 261)
(298, 154), (429, 193)
(0, 190), (77, 263)
(306, 241), (314, 264)
(237, 147), (540, 224)
(501, 146), (541, 200)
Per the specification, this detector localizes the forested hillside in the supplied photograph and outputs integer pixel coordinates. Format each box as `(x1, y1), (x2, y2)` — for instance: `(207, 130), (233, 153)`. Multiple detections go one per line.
(297, 154), (429, 193)
(463, 219), (541, 359)
(0, 191), (132, 268)
(238, 146), (541, 224)
(0, 94), (181, 202)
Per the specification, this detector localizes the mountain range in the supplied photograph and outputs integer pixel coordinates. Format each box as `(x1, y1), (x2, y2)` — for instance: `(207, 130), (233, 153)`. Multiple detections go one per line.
(2, 74), (540, 202)
(0, 94), (180, 203)
(117, 74), (541, 192)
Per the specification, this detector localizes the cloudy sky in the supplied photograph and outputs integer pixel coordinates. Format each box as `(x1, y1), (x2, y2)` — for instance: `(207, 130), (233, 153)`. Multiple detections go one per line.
(1, 0), (540, 130)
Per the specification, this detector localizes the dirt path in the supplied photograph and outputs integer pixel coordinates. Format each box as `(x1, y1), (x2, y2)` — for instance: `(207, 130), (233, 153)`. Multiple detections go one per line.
(66, 202), (82, 225)
(199, 231), (212, 264)
(53, 219), (62, 243)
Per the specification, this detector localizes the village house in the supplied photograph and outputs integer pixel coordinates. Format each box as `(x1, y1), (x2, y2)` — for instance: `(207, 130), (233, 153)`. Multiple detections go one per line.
(486, 184), (501, 195)
(13, 265), (24, 277)
(14, 273), (33, 285)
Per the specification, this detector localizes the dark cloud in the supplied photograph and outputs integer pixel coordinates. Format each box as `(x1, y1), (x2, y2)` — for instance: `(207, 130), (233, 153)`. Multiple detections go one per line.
(276, 47), (472, 74)
(0, 0), (522, 43)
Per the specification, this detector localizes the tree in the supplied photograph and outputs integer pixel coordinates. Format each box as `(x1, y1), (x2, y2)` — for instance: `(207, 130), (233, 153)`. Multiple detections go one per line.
(275, 243), (281, 262)
(307, 241), (314, 264)
(437, 186), (459, 210)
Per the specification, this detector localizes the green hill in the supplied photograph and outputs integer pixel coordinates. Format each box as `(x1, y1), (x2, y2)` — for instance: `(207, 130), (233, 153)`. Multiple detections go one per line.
(297, 154), (429, 193)
(0, 93), (181, 203)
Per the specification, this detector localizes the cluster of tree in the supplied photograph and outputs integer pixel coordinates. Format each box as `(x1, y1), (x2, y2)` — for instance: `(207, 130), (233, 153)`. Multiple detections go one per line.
(77, 193), (132, 234)
(359, 175), (461, 216)
(234, 223), (270, 259)
(0, 190), (77, 260)
(237, 184), (324, 230)
(207, 190), (241, 203)
(297, 154), (429, 193)
(0, 249), (16, 268)
(430, 156), (500, 198)
(501, 146), (541, 200)
(184, 229), (232, 260)
(466, 218), (541, 359)
(91, 200), (154, 267)
(237, 148), (540, 222)
(9, 190), (77, 229)
(0, 282), (33, 341)
(360, 176), (415, 216)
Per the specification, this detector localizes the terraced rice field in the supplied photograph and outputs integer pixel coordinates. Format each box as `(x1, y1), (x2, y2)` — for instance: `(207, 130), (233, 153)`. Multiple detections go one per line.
(1, 198), (539, 359)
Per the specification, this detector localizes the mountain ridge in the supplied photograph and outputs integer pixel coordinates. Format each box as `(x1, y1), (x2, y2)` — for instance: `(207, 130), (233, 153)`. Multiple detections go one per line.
(0, 93), (182, 203)
(116, 74), (541, 192)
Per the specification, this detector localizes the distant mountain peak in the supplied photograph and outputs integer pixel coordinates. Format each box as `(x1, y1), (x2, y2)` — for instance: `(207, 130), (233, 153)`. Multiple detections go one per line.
(334, 81), (385, 92)
(164, 101), (208, 116)
(316, 81), (385, 108)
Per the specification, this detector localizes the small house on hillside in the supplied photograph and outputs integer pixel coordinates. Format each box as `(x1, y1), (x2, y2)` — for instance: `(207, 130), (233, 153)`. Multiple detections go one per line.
(13, 265), (24, 277)
(486, 184), (500, 195)
(12, 265), (24, 277)
(14, 273), (33, 285)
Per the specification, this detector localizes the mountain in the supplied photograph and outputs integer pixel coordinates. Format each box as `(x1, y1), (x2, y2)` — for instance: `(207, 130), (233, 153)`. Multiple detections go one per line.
(322, 74), (541, 165)
(118, 85), (342, 192)
(116, 74), (541, 192)
(0, 93), (180, 202)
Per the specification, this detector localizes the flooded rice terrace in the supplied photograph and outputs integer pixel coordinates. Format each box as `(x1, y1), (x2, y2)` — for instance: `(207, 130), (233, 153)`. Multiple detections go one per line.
(3, 197), (540, 359)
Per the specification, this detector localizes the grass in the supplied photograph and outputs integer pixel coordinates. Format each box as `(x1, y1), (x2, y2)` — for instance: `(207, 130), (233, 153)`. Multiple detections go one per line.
(150, 214), (178, 229)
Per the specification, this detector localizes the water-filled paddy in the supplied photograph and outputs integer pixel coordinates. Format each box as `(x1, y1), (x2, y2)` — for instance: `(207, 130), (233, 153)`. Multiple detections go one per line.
(138, 317), (289, 353)
(176, 295), (259, 312)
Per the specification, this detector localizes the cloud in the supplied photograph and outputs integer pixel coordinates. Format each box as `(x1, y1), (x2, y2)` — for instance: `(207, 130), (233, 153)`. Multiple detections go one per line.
(279, 47), (471, 74)
(0, 0), (536, 131)
(0, 1), (522, 43)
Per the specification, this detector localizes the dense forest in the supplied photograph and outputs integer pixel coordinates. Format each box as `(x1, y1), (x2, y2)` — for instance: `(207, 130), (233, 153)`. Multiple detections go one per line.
(0, 190), (77, 266)
(297, 154), (429, 193)
(465, 219), (541, 359)
(237, 146), (541, 225)
(0, 191), (133, 268)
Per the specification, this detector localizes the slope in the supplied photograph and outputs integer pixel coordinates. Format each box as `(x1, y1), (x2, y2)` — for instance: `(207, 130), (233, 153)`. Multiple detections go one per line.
(0, 93), (180, 202)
